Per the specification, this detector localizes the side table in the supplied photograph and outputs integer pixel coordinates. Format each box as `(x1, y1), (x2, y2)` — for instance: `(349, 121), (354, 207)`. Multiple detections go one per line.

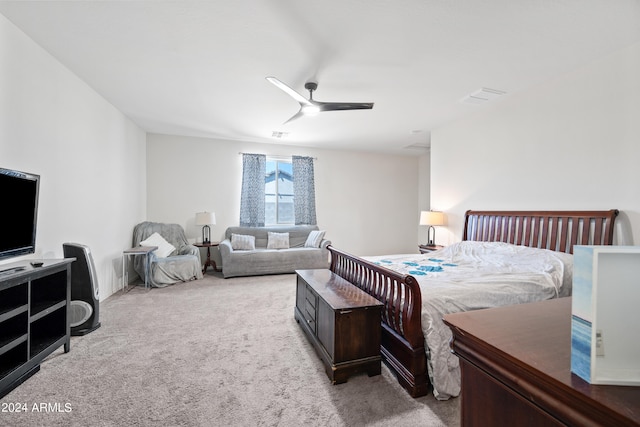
(122, 246), (157, 292)
(194, 242), (220, 273)
(419, 244), (445, 254)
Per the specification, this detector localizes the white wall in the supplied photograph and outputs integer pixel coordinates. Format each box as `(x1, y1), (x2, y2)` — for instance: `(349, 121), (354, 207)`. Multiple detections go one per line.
(0, 15), (147, 299)
(431, 41), (640, 246)
(146, 133), (421, 263)
(417, 151), (432, 245)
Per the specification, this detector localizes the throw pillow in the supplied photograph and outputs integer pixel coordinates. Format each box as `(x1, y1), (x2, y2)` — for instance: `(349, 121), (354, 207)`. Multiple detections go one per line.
(140, 232), (176, 258)
(304, 230), (326, 248)
(231, 233), (256, 250)
(267, 232), (290, 249)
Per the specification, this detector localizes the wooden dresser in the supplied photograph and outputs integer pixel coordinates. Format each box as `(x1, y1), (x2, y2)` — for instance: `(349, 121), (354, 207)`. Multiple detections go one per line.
(295, 269), (382, 384)
(443, 298), (640, 426)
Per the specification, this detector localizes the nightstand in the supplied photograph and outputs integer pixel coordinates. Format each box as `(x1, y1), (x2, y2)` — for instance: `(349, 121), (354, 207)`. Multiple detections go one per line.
(419, 244), (445, 254)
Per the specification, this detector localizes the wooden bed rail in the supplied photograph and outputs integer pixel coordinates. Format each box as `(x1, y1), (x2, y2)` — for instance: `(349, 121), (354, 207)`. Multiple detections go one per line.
(463, 209), (619, 253)
(327, 245), (424, 349)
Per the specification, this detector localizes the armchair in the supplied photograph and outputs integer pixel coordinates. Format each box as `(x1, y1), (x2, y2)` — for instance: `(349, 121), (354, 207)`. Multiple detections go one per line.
(132, 221), (203, 287)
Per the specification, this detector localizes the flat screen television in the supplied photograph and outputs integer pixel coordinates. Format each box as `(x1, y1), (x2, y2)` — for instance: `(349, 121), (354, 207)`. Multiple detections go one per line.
(0, 167), (40, 260)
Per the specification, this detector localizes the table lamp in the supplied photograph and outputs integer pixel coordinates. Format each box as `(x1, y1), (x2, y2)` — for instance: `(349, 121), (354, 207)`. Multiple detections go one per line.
(195, 211), (216, 244)
(420, 211), (445, 246)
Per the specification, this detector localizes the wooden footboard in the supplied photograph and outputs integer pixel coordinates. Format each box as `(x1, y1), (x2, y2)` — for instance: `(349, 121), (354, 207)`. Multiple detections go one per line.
(328, 246), (429, 397)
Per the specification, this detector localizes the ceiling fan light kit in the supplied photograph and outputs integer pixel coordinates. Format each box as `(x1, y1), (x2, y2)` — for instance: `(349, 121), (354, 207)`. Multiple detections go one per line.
(301, 105), (320, 116)
(266, 76), (374, 124)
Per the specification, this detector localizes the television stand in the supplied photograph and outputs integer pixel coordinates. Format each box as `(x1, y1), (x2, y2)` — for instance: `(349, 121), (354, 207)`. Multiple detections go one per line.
(0, 266), (26, 275)
(0, 259), (73, 398)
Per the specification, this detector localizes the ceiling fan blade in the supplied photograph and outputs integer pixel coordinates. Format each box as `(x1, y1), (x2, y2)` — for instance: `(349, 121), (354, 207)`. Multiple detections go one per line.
(266, 76), (312, 106)
(317, 102), (374, 112)
(282, 109), (305, 124)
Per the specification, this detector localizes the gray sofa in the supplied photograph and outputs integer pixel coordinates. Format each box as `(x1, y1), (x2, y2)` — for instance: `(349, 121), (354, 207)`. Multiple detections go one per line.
(219, 225), (330, 278)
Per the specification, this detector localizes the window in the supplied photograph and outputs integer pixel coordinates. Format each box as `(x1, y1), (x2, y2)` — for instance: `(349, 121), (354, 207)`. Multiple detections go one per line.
(265, 159), (294, 224)
(240, 153), (316, 227)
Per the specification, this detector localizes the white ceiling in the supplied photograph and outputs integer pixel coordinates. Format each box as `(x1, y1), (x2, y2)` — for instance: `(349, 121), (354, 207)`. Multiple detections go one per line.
(1, 1), (639, 155)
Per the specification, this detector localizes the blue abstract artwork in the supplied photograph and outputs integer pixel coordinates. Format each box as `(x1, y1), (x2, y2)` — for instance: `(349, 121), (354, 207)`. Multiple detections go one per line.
(571, 246), (594, 382)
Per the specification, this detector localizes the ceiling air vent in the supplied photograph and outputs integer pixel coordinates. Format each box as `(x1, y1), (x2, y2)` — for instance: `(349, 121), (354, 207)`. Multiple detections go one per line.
(404, 142), (430, 151)
(271, 131), (289, 138)
(460, 87), (506, 105)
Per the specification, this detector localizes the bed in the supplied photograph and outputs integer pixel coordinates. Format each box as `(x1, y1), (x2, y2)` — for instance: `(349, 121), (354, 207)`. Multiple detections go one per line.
(328, 209), (619, 399)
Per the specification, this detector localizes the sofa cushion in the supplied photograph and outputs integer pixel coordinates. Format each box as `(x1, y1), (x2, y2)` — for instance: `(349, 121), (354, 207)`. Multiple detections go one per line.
(304, 230), (325, 248)
(267, 232), (290, 249)
(225, 225), (319, 248)
(231, 233), (256, 250)
(221, 247), (330, 278)
(140, 232), (175, 258)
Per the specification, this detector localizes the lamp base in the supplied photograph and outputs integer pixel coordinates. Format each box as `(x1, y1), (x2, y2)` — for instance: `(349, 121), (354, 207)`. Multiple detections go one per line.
(202, 225), (211, 244)
(427, 226), (437, 247)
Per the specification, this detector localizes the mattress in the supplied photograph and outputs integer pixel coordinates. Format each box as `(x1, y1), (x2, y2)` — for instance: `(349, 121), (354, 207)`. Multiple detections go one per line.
(366, 241), (573, 399)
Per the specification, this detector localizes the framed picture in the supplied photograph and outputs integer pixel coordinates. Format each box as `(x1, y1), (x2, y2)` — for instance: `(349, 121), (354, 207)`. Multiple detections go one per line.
(572, 245), (640, 385)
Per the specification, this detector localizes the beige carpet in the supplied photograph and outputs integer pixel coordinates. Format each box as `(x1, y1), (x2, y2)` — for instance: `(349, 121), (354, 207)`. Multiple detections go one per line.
(0, 272), (460, 426)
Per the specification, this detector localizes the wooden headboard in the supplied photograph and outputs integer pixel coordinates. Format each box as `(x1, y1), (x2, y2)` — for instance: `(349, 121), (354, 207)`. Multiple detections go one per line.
(463, 210), (619, 254)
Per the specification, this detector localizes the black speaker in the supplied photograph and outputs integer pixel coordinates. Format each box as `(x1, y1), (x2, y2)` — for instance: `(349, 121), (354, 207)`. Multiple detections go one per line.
(62, 243), (101, 336)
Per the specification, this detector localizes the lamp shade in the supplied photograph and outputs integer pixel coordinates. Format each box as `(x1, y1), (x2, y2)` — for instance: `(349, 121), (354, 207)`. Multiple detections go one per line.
(195, 211), (216, 226)
(419, 211), (445, 226)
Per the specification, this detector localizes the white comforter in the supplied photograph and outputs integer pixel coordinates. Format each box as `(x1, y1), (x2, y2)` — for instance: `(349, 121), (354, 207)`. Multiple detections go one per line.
(366, 241), (573, 400)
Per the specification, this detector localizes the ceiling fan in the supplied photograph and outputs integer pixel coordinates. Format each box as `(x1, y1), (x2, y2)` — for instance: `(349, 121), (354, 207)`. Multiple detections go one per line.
(266, 76), (374, 124)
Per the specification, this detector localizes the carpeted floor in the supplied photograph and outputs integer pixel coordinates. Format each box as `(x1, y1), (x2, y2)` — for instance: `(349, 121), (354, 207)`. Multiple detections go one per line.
(0, 272), (460, 426)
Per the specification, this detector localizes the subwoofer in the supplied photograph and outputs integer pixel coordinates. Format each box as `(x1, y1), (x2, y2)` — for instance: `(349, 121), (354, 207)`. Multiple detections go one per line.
(62, 242), (101, 336)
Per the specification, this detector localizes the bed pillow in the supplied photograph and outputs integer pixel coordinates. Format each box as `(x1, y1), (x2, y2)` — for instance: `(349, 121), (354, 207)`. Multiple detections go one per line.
(231, 233), (256, 251)
(267, 232), (290, 249)
(304, 230), (325, 248)
(140, 232), (176, 258)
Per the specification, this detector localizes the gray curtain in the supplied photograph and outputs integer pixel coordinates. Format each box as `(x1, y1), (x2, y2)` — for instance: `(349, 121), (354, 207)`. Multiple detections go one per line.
(292, 155), (317, 225)
(240, 153), (266, 227)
